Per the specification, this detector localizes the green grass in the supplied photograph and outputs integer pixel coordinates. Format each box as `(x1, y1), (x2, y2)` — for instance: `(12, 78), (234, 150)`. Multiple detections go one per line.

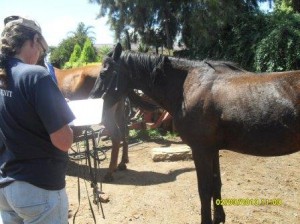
(129, 128), (178, 142)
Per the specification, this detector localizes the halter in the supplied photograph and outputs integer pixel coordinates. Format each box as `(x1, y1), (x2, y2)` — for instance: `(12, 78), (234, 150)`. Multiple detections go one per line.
(100, 71), (118, 99)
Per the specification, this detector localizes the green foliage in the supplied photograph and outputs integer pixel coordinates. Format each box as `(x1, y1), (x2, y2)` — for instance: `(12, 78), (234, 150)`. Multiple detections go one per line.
(163, 131), (179, 140)
(181, 8), (300, 72)
(275, 0), (300, 13)
(218, 12), (269, 71)
(50, 38), (77, 68)
(254, 12), (300, 71)
(63, 44), (83, 69)
(69, 44), (82, 63)
(129, 129), (139, 139)
(63, 61), (86, 69)
(129, 128), (178, 142)
(129, 128), (163, 141)
(90, 0), (184, 50)
(97, 45), (113, 63)
(137, 43), (150, 53)
(49, 22), (96, 68)
(182, 10), (267, 70)
(79, 38), (98, 63)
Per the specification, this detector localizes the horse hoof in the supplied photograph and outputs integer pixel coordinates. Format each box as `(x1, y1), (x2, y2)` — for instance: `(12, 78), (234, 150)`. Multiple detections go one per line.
(118, 163), (127, 171)
(213, 215), (225, 224)
(103, 173), (114, 182)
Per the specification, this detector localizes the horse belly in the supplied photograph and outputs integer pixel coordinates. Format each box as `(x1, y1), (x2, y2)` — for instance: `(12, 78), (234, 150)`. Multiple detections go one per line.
(223, 123), (300, 156)
(216, 82), (300, 156)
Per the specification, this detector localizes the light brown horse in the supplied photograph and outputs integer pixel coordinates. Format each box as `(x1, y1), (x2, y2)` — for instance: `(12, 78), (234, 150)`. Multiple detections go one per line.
(55, 64), (129, 181)
(89, 43), (300, 223)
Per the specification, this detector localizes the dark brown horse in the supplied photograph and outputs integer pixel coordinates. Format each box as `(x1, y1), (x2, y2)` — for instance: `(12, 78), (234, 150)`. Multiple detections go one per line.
(89, 43), (300, 224)
(55, 64), (129, 181)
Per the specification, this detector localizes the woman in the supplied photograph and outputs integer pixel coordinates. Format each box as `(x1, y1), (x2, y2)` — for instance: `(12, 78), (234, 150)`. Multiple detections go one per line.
(0, 15), (74, 223)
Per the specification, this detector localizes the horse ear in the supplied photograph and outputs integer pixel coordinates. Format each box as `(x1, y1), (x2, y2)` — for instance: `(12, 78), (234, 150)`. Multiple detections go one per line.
(112, 43), (122, 61)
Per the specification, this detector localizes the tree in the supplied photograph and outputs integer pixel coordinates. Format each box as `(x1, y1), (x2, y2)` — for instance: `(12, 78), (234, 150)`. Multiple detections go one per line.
(50, 22), (96, 68)
(89, 0), (269, 51)
(69, 44), (82, 63)
(63, 44), (82, 69)
(50, 37), (77, 68)
(275, 0), (300, 12)
(79, 38), (98, 63)
(68, 22), (96, 44)
(97, 45), (112, 62)
(89, 0), (181, 51)
(90, 0), (300, 71)
(254, 12), (300, 71)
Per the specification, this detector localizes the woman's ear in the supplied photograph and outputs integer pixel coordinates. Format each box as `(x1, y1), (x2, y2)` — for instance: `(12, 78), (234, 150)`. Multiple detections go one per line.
(33, 34), (39, 43)
(30, 34), (39, 48)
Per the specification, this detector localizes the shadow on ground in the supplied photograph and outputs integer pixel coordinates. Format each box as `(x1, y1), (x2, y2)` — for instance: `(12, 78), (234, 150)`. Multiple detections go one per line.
(66, 159), (194, 186)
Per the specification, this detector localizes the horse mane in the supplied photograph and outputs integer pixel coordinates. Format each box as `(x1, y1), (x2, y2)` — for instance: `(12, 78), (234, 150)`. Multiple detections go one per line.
(204, 60), (246, 72)
(121, 51), (167, 86)
(119, 52), (246, 88)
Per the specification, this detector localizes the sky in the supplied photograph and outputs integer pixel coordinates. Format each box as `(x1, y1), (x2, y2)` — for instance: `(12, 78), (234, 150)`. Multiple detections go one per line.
(0, 0), (115, 47)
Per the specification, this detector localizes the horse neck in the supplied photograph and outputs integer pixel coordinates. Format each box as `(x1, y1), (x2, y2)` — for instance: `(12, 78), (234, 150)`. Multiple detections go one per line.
(120, 53), (186, 114)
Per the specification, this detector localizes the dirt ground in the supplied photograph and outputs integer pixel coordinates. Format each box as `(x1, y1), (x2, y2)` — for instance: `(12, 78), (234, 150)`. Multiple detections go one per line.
(66, 137), (299, 224)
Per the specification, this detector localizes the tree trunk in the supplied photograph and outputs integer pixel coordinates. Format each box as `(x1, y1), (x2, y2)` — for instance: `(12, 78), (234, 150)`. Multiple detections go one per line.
(163, 9), (173, 50)
(125, 30), (131, 50)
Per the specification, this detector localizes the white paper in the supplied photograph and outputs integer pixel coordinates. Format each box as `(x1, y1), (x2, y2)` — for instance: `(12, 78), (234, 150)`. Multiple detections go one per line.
(68, 99), (103, 126)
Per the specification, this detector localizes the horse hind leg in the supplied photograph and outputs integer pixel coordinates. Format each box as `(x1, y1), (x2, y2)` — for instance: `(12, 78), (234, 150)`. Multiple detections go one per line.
(212, 152), (225, 224)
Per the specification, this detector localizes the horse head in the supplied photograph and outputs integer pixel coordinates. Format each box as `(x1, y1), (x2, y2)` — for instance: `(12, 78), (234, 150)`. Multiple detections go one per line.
(89, 43), (128, 108)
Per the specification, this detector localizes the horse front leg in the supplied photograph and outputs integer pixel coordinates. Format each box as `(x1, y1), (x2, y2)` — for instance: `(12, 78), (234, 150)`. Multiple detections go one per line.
(193, 148), (214, 224)
(212, 152), (225, 224)
(117, 101), (129, 170)
(118, 134), (128, 171)
(103, 138), (121, 182)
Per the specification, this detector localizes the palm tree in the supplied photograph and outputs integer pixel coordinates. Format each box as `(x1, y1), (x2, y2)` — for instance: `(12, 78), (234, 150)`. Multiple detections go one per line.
(68, 22), (96, 46)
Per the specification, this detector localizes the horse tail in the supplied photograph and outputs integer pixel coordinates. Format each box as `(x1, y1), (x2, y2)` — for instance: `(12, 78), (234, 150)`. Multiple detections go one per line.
(127, 90), (160, 112)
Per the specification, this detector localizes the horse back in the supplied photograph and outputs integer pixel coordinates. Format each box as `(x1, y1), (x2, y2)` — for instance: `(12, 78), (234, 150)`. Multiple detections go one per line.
(54, 64), (101, 100)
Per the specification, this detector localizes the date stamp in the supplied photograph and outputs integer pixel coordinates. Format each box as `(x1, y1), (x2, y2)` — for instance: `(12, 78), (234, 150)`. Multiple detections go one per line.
(215, 198), (282, 206)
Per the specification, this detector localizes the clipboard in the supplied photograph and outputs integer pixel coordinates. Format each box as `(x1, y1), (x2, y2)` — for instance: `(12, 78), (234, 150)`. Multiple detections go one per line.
(68, 98), (104, 126)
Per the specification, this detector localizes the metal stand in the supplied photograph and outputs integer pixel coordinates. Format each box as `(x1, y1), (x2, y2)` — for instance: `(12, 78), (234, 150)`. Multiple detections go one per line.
(71, 126), (106, 224)
(83, 127), (103, 206)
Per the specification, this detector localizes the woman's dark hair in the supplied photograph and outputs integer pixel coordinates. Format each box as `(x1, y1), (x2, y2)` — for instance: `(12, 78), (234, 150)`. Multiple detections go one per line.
(0, 25), (36, 88)
(0, 54), (9, 88)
